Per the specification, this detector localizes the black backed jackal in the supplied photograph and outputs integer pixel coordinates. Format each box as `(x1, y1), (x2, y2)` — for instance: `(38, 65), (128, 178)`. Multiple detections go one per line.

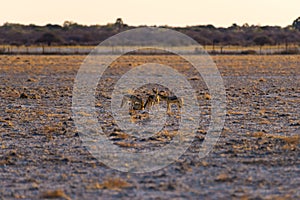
(158, 93), (183, 113)
(120, 94), (144, 110)
(144, 88), (160, 109)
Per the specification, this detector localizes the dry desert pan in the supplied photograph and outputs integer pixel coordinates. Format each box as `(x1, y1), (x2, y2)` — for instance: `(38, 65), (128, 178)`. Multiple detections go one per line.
(0, 54), (299, 199)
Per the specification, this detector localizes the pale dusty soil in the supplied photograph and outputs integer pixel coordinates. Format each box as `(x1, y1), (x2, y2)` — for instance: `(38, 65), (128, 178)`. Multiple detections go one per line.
(0, 55), (299, 199)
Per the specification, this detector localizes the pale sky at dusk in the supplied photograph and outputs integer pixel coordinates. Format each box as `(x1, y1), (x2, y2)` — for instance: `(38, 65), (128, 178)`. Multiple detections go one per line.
(0, 0), (299, 27)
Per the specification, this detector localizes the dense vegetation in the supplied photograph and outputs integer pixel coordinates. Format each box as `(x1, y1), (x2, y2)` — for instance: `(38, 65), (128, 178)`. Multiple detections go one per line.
(0, 18), (299, 47)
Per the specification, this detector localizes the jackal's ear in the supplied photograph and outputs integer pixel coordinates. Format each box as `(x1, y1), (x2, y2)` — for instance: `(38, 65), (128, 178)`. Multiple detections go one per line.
(152, 88), (158, 94)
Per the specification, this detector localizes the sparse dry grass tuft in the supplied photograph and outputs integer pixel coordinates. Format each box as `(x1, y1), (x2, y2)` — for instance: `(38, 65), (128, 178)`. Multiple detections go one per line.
(227, 110), (244, 115)
(114, 141), (139, 148)
(215, 173), (230, 182)
(258, 77), (267, 82)
(40, 189), (70, 200)
(88, 177), (131, 191)
(251, 132), (265, 138)
(248, 132), (299, 150)
(110, 131), (129, 140)
(259, 119), (271, 124)
(281, 135), (300, 144)
(43, 125), (61, 134)
(204, 93), (211, 100)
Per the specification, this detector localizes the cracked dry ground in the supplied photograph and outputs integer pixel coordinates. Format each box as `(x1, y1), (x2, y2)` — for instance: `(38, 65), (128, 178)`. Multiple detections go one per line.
(0, 55), (299, 199)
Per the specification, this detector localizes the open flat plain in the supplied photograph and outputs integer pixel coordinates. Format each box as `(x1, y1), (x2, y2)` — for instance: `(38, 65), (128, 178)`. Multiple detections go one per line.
(0, 55), (299, 199)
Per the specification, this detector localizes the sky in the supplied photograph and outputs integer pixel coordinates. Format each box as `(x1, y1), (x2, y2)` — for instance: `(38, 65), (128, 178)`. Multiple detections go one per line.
(0, 0), (299, 27)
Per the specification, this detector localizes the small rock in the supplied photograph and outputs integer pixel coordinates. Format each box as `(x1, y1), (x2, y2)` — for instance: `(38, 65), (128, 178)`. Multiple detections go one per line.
(26, 78), (37, 82)
(20, 93), (28, 99)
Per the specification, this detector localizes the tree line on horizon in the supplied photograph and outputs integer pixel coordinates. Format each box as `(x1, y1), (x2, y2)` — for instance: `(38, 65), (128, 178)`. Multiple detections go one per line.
(0, 17), (299, 48)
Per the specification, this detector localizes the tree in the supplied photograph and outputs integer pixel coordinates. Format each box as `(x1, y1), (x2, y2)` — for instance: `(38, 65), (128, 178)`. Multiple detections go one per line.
(0, 20), (300, 50)
(35, 32), (62, 46)
(46, 24), (62, 30)
(115, 18), (124, 31)
(212, 38), (220, 52)
(254, 36), (273, 54)
(292, 17), (300, 30)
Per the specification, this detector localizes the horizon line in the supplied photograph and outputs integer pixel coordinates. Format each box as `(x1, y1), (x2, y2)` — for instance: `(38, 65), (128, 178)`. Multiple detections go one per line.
(0, 20), (294, 29)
